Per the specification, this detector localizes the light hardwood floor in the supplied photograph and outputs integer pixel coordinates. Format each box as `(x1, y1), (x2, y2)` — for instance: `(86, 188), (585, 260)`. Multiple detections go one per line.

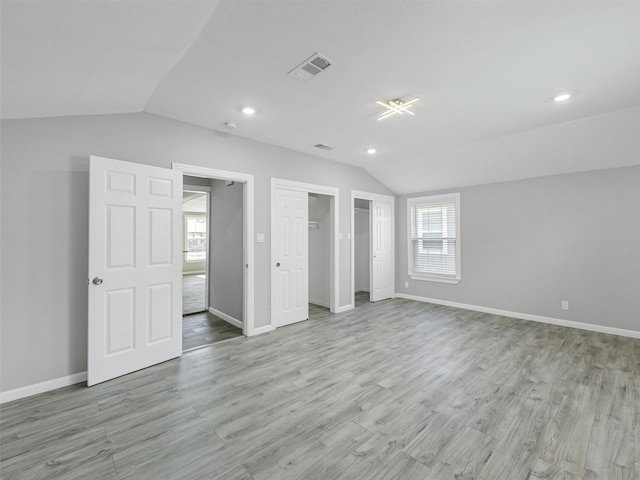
(182, 274), (206, 315)
(183, 311), (243, 351)
(1, 297), (638, 479)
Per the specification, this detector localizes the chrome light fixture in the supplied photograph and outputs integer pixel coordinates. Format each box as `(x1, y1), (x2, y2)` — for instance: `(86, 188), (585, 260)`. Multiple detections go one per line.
(376, 97), (419, 121)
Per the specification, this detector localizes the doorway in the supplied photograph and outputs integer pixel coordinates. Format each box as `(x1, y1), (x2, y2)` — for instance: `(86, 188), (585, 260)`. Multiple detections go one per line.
(173, 163), (256, 340)
(182, 184), (209, 316)
(271, 178), (339, 328)
(351, 190), (395, 308)
(308, 193), (332, 319)
(353, 198), (370, 307)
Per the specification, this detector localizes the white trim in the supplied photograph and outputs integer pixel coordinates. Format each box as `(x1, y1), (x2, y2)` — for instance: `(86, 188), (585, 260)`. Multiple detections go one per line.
(309, 299), (330, 308)
(182, 271), (206, 276)
(208, 307), (243, 330)
(408, 274), (460, 284)
(173, 163), (255, 336)
(407, 192), (461, 283)
(183, 184), (211, 193)
(394, 293), (640, 340)
(0, 372), (87, 404)
(249, 324), (275, 336)
(350, 190), (395, 308)
(335, 304), (354, 313)
(271, 178), (340, 323)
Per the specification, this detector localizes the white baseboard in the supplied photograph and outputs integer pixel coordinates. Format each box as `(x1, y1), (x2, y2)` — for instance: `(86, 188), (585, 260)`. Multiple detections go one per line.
(248, 324), (275, 336)
(394, 293), (640, 340)
(0, 371), (87, 405)
(208, 307), (243, 329)
(335, 304), (354, 313)
(183, 271), (205, 276)
(309, 299), (330, 308)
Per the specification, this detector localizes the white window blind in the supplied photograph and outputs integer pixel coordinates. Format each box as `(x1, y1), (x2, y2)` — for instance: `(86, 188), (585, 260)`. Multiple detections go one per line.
(408, 193), (460, 282)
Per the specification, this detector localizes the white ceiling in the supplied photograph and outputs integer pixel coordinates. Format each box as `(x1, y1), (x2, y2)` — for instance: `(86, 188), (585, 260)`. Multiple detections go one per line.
(2, 0), (639, 194)
(183, 192), (207, 213)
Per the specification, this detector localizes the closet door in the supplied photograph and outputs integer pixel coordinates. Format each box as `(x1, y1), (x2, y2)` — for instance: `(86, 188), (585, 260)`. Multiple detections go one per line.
(272, 188), (308, 327)
(370, 200), (392, 302)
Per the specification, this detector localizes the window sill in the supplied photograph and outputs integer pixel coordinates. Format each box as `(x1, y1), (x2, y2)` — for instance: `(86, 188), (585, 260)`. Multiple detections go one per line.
(408, 274), (460, 284)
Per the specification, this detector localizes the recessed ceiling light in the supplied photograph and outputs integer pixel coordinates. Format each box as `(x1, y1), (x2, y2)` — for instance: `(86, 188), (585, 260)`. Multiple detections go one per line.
(553, 93), (571, 102)
(367, 148), (377, 155)
(242, 106), (256, 115)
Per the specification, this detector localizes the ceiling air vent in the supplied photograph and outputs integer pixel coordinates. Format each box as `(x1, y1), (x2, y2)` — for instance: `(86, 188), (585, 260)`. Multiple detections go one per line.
(314, 144), (334, 151)
(288, 52), (333, 82)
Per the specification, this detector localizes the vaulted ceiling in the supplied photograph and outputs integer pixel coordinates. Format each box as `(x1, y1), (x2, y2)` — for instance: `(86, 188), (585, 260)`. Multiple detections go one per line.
(2, 0), (639, 193)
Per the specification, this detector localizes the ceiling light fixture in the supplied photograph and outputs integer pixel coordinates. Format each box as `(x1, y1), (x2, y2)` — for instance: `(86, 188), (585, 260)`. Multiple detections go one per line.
(376, 96), (419, 121)
(367, 148), (377, 155)
(242, 106), (256, 115)
(553, 93), (571, 102)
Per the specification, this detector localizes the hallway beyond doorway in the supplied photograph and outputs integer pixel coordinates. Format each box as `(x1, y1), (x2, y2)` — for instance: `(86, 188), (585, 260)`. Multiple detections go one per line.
(182, 274), (206, 315)
(183, 310), (242, 350)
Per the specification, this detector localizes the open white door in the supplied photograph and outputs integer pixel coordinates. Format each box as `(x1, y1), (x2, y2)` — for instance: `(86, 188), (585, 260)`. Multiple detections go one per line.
(370, 200), (392, 302)
(88, 156), (182, 386)
(272, 188), (308, 327)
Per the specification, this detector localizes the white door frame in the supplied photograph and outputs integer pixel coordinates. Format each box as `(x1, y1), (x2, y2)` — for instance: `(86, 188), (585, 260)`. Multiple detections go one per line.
(351, 190), (395, 307)
(271, 178), (339, 321)
(182, 184), (211, 314)
(173, 163), (256, 336)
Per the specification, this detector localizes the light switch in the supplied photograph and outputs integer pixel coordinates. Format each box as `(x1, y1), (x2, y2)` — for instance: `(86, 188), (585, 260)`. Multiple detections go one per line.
(256, 233), (265, 243)
(347, 232), (352, 240)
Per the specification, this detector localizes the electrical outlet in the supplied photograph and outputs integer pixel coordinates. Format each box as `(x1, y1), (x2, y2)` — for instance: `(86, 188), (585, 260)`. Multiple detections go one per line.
(404, 281), (409, 288)
(561, 300), (569, 310)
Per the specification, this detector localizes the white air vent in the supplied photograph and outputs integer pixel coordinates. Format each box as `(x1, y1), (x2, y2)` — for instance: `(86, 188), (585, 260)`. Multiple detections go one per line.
(314, 144), (334, 151)
(288, 53), (333, 82)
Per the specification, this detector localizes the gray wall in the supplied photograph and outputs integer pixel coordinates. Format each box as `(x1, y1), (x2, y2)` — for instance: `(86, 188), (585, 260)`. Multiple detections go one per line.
(208, 179), (243, 322)
(309, 194), (330, 307)
(0, 112), (392, 393)
(396, 166), (640, 332)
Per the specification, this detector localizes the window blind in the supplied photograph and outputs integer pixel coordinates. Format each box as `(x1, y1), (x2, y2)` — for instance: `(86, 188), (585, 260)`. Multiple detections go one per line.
(409, 195), (458, 279)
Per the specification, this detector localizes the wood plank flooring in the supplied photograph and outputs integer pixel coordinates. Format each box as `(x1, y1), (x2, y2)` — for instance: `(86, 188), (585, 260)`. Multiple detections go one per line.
(182, 274), (206, 315)
(1, 297), (638, 479)
(183, 311), (243, 351)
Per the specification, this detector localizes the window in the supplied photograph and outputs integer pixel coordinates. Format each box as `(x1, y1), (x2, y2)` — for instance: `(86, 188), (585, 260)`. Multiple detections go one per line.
(408, 193), (460, 283)
(184, 214), (207, 262)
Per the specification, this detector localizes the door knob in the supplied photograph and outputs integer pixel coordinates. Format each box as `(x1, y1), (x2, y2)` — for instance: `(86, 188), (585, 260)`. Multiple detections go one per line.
(276, 262), (280, 267)
(92, 277), (103, 285)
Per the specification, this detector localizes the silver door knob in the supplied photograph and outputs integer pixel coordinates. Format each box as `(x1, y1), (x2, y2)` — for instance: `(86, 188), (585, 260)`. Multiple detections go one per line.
(92, 277), (103, 285)
(276, 262), (280, 267)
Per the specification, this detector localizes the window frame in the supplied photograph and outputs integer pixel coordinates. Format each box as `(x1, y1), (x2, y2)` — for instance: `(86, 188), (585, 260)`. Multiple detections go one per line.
(407, 192), (461, 284)
(183, 212), (207, 263)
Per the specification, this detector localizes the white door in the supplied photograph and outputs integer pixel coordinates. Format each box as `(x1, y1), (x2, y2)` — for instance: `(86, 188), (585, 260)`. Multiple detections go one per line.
(88, 156), (182, 386)
(272, 188), (308, 327)
(370, 200), (392, 302)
